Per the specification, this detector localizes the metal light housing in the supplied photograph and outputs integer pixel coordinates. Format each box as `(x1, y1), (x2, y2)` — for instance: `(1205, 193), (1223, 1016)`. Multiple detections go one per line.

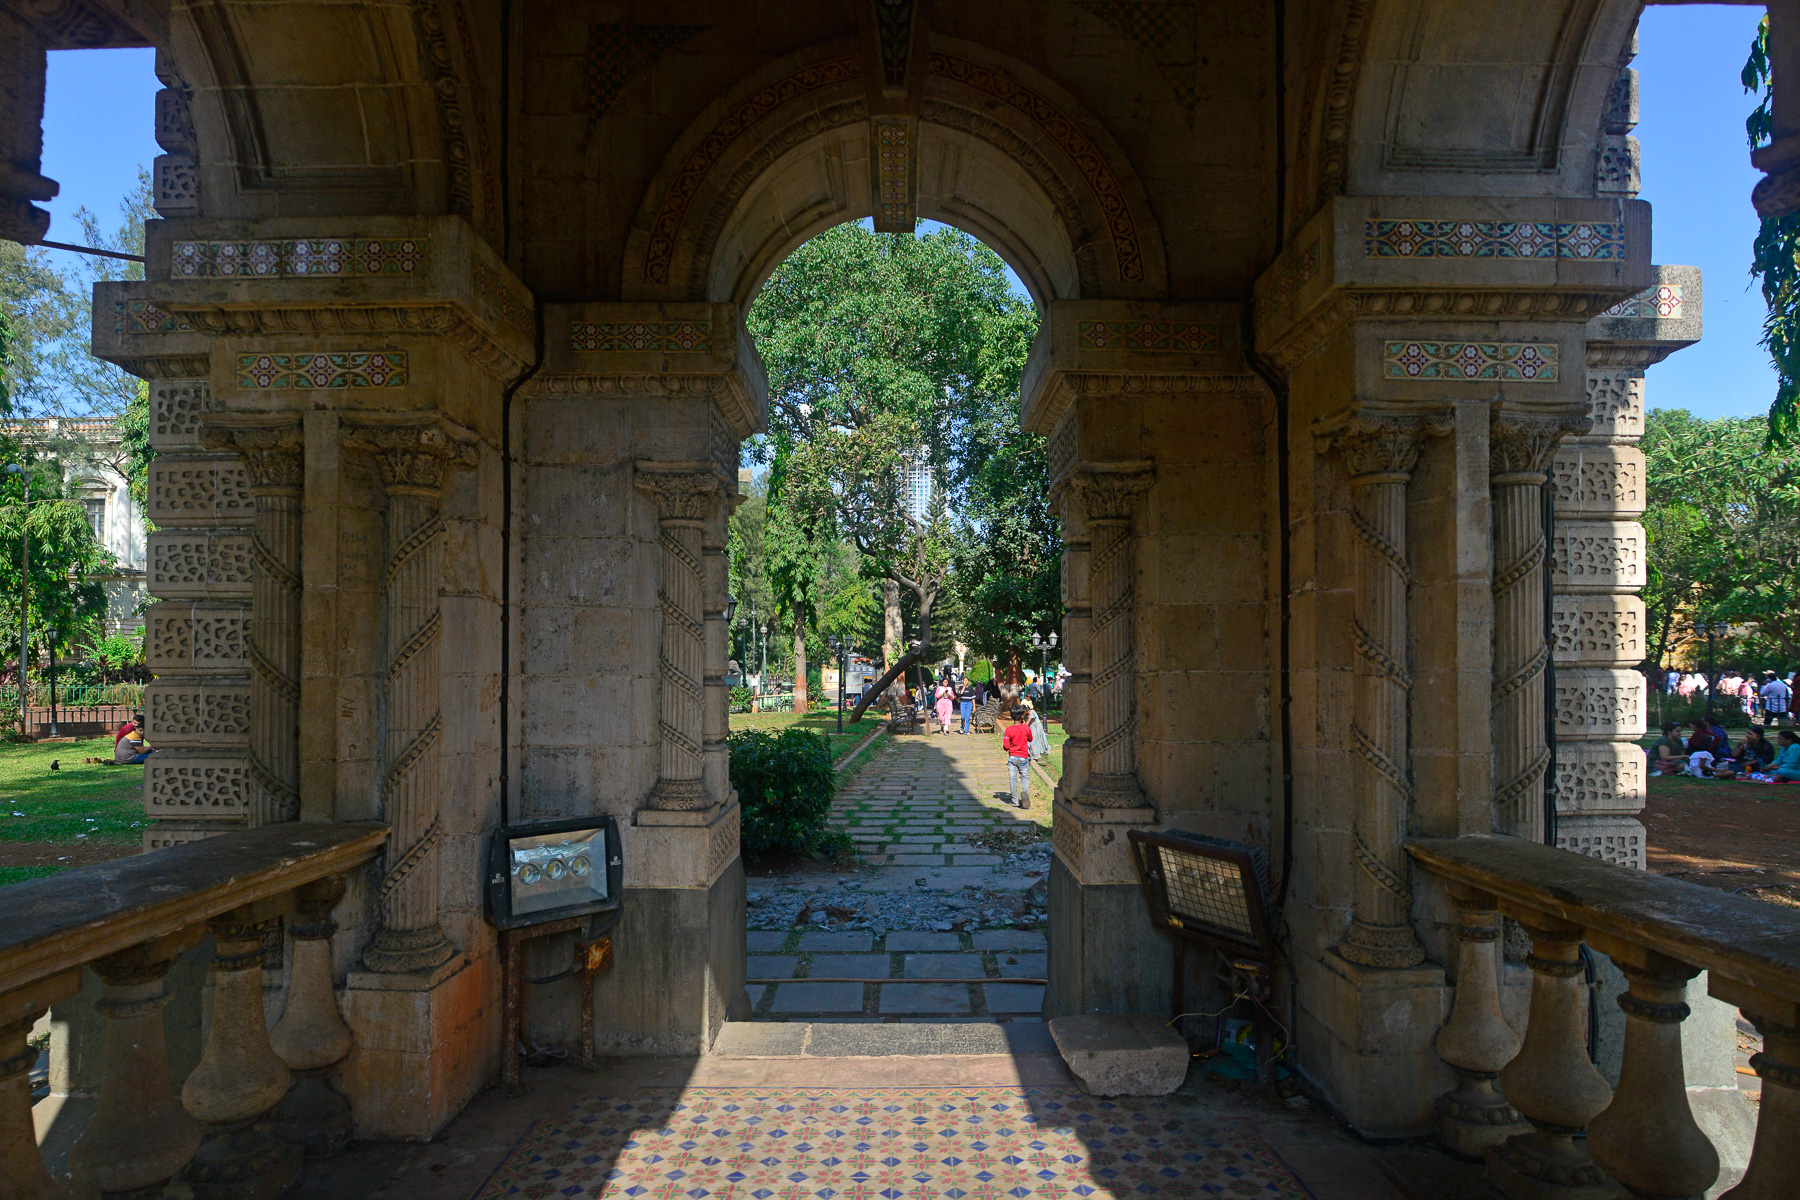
(486, 815), (623, 931)
(1127, 829), (1275, 962)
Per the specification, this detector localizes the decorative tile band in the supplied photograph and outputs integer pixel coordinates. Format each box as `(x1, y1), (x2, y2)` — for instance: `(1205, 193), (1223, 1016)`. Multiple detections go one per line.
(1076, 320), (1219, 352)
(1365, 220), (1625, 260)
(172, 238), (429, 277)
(570, 320), (712, 353)
(473, 262), (533, 338)
(1383, 341), (1559, 382)
(114, 298), (190, 333)
(236, 352), (408, 389)
(873, 115), (916, 231)
(1600, 283), (1683, 320)
(1268, 240), (1320, 306)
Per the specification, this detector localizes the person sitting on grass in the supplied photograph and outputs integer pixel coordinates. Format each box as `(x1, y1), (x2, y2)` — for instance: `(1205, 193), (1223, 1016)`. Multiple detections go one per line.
(1771, 730), (1800, 782)
(1741, 727), (1777, 768)
(1649, 722), (1686, 776)
(1003, 706), (1033, 810)
(114, 715), (155, 765)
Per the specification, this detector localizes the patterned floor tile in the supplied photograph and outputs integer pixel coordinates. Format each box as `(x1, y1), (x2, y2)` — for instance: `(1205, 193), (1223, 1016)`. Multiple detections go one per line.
(472, 1086), (1317, 1199)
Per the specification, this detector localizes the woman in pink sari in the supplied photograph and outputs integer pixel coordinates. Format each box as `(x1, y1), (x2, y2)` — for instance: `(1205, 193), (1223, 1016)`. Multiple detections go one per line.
(934, 680), (954, 734)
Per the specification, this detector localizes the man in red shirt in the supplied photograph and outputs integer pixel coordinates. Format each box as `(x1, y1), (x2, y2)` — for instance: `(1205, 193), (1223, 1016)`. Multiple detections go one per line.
(1003, 707), (1032, 809)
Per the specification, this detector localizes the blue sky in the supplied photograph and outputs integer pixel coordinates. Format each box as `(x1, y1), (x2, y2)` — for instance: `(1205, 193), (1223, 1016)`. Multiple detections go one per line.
(35, 13), (1774, 420)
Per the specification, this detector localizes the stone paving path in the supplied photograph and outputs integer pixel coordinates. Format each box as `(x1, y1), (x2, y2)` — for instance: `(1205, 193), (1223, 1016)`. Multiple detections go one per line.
(830, 731), (1038, 866)
(747, 731), (1049, 1022)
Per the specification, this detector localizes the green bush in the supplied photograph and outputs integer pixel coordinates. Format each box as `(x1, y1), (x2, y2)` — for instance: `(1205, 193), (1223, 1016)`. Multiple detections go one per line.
(969, 659), (993, 684)
(729, 684), (753, 712)
(729, 727), (836, 858)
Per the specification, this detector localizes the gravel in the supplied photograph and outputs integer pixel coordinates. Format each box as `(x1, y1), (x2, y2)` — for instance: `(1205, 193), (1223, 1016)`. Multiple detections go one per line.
(748, 841), (1052, 933)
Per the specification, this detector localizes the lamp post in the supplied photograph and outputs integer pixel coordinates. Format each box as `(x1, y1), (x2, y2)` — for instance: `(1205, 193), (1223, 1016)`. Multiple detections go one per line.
(44, 625), (58, 739)
(1695, 619), (1719, 718)
(5, 463), (26, 736)
(830, 635), (847, 734)
(1030, 631), (1058, 708)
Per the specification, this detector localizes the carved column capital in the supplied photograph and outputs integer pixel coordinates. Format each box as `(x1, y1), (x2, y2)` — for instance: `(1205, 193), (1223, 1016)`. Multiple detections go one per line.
(634, 464), (724, 523)
(1066, 464), (1155, 521)
(343, 416), (477, 497)
(200, 418), (304, 494)
(1490, 409), (1591, 480)
(1321, 407), (1453, 481)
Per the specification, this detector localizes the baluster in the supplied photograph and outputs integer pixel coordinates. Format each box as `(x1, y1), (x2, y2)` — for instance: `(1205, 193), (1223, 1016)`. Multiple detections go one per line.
(1433, 886), (1528, 1156)
(68, 933), (206, 1196)
(1489, 916), (1616, 1198)
(1587, 953), (1718, 1200)
(1723, 1012), (1800, 1200)
(268, 877), (354, 1156)
(178, 910), (300, 1198)
(0, 973), (78, 1200)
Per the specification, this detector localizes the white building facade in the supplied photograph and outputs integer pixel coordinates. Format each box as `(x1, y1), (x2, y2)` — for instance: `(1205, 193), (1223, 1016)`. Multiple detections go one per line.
(3, 417), (148, 635)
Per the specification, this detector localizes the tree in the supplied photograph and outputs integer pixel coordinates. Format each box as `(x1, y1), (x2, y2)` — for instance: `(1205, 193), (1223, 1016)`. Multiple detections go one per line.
(0, 455), (115, 681)
(1746, 18), (1800, 443)
(1641, 408), (1800, 664)
(746, 222), (1042, 718)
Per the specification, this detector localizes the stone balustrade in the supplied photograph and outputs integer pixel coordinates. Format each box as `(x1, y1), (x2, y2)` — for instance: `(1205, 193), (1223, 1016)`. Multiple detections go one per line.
(1409, 835), (1799, 1200)
(0, 822), (385, 1196)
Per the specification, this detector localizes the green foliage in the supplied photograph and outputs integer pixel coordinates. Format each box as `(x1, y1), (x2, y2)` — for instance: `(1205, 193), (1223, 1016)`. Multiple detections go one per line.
(90, 630), (145, 678)
(745, 221), (1052, 699)
(969, 659), (993, 684)
(729, 727), (837, 858)
(1643, 407), (1800, 664)
(0, 457), (114, 675)
(1746, 17), (1800, 444)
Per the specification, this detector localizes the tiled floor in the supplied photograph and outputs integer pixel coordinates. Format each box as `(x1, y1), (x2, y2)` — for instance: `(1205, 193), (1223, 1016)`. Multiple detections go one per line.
(744, 928), (1047, 1021)
(469, 1086), (1318, 1199)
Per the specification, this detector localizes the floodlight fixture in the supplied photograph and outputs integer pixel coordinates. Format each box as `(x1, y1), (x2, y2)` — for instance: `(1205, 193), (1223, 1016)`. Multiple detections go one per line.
(486, 815), (623, 931)
(1127, 829), (1276, 963)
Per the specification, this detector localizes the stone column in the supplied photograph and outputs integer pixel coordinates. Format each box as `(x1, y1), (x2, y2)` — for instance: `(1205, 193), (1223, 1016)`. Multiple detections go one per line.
(1326, 408), (1447, 970)
(0, 8), (53, 245)
(1490, 411), (1586, 840)
(635, 465), (723, 812)
(347, 418), (473, 974)
(1066, 465), (1154, 808)
(203, 420), (304, 827)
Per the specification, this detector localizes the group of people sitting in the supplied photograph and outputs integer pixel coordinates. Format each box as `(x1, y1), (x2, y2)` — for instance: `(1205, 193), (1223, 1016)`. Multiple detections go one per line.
(1650, 718), (1800, 781)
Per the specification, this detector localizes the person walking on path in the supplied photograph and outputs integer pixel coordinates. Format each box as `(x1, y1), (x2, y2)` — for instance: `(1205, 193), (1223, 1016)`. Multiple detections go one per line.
(1003, 706), (1032, 808)
(958, 676), (977, 735)
(1763, 671), (1791, 727)
(933, 679), (954, 735)
(1025, 698), (1050, 760)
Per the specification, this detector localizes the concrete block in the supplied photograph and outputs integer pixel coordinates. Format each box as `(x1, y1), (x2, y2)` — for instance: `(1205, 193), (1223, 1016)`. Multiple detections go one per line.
(1048, 1013), (1189, 1096)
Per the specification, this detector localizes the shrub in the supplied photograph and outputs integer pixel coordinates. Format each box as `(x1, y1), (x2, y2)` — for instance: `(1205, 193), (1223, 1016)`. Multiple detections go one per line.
(729, 727), (836, 858)
(729, 684), (753, 712)
(969, 659), (993, 684)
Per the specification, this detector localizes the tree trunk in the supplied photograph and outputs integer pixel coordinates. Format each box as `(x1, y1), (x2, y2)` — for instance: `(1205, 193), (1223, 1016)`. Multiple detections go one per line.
(792, 610), (808, 713)
(882, 579), (902, 675)
(850, 581), (935, 721)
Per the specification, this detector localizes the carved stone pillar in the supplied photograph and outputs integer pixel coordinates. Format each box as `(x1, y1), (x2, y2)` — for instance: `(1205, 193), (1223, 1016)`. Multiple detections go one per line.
(1066, 466), (1154, 808)
(347, 418), (474, 974)
(1490, 411), (1586, 840)
(635, 465), (724, 812)
(1325, 407), (1448, 970)
(203, 420), (304, 827)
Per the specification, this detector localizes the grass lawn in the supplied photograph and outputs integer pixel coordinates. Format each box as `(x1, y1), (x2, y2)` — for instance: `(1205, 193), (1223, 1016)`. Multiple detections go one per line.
(0, 735), (145, 885)
(728, 709), (884, 762)
(1040, 719), (1069, 781)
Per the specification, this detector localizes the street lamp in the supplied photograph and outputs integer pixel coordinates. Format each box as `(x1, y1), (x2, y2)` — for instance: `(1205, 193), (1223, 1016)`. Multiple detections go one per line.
(4, 463), (26, 736)
(1030, 631), (1058, 706)
(43, 625), (58, 739)
(1694, 619), (1719, 718)
(830, 634), (848, 734)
